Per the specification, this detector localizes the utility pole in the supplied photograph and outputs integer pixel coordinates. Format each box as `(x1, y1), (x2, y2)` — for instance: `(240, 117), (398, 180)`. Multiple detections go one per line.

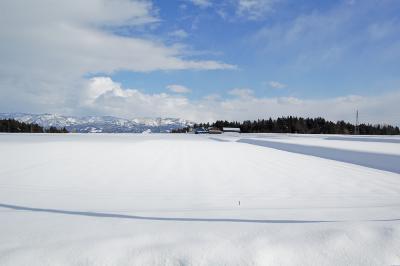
(355, 110), (359, 135)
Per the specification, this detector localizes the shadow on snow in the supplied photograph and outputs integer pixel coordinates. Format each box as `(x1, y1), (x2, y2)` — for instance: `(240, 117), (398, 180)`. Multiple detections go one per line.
(0, 203), (330, 224)
(1, 203), (399, 223)
(238, 139), (400, 174)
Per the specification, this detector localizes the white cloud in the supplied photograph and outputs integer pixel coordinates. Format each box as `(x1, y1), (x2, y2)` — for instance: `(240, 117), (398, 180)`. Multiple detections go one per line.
(213, 0), (279, 21)
(268, 81), (286, 89)
(166, 84), (191, 94)
(203, 94), (221, 101)
(0, 0), (235, 114)
(85, 77), (124, 105)
(189, 0), (212, 8)
(83, 77), (400, 126)
(228, 88), (254, 98)
(82, 77), (200, 118)
(236, 0), (277, 20)
(168, 29), (189, 39)
(0, 0), (234, 73)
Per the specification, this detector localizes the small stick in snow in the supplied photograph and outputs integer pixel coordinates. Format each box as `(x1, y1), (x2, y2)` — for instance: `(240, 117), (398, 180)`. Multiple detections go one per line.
(238, 201), (240, 206)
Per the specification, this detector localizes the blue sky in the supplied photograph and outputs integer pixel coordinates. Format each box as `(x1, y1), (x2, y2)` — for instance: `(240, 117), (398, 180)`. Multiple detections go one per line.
(0, 0), (399, 124)
(109, 0), (400, 99)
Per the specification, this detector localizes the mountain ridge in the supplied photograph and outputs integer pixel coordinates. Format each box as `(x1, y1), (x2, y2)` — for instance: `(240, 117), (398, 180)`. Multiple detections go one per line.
(0, 113), (193, 133)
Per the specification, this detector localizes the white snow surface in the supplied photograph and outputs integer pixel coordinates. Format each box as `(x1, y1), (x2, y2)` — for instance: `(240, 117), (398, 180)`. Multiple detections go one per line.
(0, 133), (399, 265)
(240, 133), (400, 155)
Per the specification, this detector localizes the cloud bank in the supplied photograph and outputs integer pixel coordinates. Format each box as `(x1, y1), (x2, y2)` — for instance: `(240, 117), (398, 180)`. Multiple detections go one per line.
(82, 77), (400, 125)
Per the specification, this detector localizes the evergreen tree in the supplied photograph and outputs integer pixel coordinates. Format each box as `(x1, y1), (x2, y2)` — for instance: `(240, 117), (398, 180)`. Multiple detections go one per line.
(204, 117), (399, 135)
(0, 119), (68, 133)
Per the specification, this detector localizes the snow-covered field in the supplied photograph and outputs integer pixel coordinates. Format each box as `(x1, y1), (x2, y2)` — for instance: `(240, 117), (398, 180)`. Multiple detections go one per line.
(0, 133), (399, 265)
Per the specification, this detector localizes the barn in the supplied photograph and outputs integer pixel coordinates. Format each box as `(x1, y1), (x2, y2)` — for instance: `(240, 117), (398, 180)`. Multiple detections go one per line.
(222, 127), (241, 133)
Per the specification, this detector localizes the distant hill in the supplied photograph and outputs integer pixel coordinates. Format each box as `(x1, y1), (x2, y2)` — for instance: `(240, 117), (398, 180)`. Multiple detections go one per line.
(0, 113), (193, 133)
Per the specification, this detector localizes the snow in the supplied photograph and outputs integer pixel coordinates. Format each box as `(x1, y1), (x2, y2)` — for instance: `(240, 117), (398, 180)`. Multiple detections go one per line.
(0, 133), (399, 265)
(240, 133), (400, 155)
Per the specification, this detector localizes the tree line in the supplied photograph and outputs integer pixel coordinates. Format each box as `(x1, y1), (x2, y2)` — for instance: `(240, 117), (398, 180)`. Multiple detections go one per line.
(0, 119), (68, 133)
(179, 116), (399, 135)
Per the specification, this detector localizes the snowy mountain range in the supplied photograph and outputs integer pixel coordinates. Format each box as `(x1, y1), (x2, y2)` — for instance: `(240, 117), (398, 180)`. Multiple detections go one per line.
(0, 113), (193, 133)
